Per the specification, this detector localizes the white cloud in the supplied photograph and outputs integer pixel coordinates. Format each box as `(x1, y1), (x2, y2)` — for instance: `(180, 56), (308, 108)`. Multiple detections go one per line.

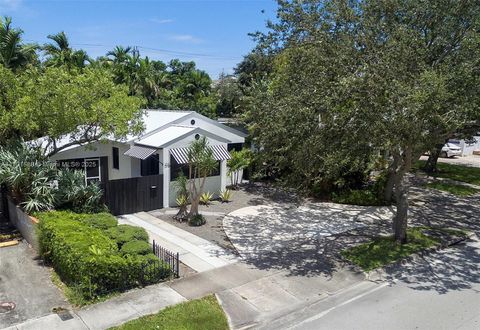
(150, 18), (174, 24)
(0, 0), (22, 11)
(169, 34), (203, 44)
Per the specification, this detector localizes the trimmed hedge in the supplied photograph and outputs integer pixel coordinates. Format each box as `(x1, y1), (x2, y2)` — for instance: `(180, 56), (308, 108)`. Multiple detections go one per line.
(121, 240), (152, 256)
(76, 212), (118, 230)
(36, 211), (168, 300)
(106, 224), (149, 248)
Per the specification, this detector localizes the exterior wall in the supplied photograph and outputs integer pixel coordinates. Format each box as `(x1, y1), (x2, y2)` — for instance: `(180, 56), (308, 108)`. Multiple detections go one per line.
(176, 115), (245, 144)
(168, 175), (221, 207)
(50, 140), (135, 181)
(458, 137), (480, 156)
(7, 196), (39, 250)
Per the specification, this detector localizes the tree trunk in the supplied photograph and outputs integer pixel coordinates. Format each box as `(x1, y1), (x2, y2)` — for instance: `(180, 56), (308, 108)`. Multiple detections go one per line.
(392, 147), (413, 244)
(423, 142), (445, 173)
(188, 198), (199, 218)
(393, 172), (409, 244)
(384, 155), (399, 203)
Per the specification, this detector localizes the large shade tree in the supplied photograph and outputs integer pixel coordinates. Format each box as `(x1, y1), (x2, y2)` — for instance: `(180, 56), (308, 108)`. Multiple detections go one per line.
(248, 0), (480, 243)
(1, 66), (145, 155)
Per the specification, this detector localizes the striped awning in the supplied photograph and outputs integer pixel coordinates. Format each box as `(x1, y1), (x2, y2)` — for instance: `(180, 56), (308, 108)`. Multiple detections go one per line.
(124, 145), (158, 160)
(170, 145), (231, 164)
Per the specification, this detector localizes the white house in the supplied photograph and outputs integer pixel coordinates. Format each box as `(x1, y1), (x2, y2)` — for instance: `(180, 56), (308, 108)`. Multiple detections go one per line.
(46, 110), (246, 214)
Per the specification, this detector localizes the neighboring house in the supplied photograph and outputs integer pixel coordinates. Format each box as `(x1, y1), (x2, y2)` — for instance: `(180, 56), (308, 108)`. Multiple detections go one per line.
(45, 110), (246, 215)
(455, 136), (480, 156)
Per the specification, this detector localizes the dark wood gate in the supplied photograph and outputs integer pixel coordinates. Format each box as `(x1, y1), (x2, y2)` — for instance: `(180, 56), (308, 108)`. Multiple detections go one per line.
(103, 175), (164, 215)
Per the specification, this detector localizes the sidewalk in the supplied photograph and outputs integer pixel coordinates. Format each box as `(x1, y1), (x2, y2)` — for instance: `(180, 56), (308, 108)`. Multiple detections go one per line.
(4, 283), (186, 330)
(119, 212), (238, 273)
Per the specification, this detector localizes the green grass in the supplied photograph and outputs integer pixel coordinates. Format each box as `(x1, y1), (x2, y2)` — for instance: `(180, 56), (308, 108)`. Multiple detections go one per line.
(426, 181), (479, 197)
(109, 295), (229, 330)
(415, 160), (480, 185)
(341, 228), (441, 271)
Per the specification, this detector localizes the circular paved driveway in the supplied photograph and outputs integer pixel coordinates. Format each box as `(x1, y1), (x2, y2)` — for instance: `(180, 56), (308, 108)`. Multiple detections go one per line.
(223, 202), (394, 275)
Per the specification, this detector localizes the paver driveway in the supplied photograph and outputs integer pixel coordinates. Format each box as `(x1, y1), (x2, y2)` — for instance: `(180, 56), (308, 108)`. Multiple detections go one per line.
(223, 202), (394, 275)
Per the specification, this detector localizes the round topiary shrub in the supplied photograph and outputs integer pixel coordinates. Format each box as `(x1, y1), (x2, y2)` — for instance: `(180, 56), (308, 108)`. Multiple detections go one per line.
(188, 214), (206, 227)
(120, 240), (152, 256)
(106, 224), (149, 248)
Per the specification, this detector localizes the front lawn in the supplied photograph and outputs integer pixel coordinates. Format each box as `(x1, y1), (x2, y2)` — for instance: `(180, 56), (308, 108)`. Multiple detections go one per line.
(341, 227), (440, 271)
(426, 181), (479, 197)
(415, 160), (480, 185)
(110, 295), (229, 330)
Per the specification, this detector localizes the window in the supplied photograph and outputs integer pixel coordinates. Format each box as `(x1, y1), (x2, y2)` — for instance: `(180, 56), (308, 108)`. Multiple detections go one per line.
(190, 119), (196, 125)
(170, 155), (220, 180)
(141, 154), (160, 176)
(112, 147), (119, 170)
(195, 134), (200, 140)
(84, 158), (101, 184)
(227, 143), (244, 152)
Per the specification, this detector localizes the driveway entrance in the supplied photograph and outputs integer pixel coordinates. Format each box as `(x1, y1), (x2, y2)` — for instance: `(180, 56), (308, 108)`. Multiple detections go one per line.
(223, 202), (394, 275)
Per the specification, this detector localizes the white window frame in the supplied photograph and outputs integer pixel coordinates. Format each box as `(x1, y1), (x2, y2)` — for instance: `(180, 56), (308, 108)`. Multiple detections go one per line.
(84, 158), (101, 184)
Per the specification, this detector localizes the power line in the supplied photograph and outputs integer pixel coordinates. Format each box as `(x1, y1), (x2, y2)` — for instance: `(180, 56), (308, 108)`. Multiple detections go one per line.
(26, 39), (243, 61)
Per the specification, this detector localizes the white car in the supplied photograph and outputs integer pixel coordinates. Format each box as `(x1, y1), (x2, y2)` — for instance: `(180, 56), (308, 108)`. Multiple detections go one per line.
(441, 143), (462, 158)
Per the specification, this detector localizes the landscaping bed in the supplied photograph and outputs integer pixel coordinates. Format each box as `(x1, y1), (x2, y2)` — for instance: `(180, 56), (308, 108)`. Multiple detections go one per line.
(36, 211), (171, 305)
(341, 227), (469, 271)
(109, 295), (229, 330)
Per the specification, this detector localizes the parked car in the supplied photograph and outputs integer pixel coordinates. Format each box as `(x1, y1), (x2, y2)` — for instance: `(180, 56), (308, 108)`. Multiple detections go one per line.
(441, 143), (462, 158)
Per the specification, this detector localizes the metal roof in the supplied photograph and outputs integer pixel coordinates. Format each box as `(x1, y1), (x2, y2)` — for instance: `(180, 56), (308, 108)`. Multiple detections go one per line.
(170, 144), (231, 164)
(124, 145), (158, 160)
(135, 126), (196, 148)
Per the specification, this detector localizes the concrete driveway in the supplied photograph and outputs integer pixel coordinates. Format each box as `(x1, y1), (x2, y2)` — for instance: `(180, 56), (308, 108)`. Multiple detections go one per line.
(0, 241), (68, 328)
(223, 202), (394, 276)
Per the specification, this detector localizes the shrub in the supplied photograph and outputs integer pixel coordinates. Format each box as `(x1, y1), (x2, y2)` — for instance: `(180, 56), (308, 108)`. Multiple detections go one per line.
(55, 169), (106, 213)
(331, 189), (385, 206)
(106, 224), (149, 248)
(36, 211), (168, 301)
(121, 240), (152, 256)
(219, 189), (232, 203)
(188, 214), (206, 226)
(200, 191), (214, 205)
(0, 141), (57, 213)
(76, 213), (118, 230)
(176, 194), (189, 207)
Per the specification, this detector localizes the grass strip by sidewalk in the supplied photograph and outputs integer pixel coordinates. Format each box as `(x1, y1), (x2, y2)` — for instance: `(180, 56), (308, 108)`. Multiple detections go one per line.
(341, 227), (441, 272)
(110, 295), (229, 330)
(426, 181), (479, 197)
(415, 160), (480, 185)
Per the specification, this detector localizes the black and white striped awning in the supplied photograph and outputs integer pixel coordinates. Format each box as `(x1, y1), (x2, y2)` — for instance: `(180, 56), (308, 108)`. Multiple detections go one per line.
(124, 145), (158, 160)
(170, 145), (231, 164)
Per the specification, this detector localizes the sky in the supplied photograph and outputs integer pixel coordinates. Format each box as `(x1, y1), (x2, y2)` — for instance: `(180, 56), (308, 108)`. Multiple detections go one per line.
(0, 0), (278, 78)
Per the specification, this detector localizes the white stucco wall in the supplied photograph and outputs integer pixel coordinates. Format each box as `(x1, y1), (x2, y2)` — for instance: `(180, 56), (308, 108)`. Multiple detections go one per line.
(459, 137), (480, 156)
(168, 175), (222, 207)
(175, 114), (245, 144)
(49, 140), (135, 181)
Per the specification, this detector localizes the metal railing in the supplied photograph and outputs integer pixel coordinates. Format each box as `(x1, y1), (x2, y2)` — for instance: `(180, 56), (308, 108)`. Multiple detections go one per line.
(152, 240), (180, 278)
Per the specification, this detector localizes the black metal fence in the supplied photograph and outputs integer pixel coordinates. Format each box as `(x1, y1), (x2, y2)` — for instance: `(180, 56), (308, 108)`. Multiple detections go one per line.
(153, 240), (180, 278)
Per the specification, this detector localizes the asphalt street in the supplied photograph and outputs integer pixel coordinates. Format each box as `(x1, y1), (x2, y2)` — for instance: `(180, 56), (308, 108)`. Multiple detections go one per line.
(264, 239), (480, 330)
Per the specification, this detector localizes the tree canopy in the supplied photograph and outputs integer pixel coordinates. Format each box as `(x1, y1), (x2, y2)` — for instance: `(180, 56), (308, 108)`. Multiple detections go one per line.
(246, 0), (480, 243)
(0, 66), (145, 155)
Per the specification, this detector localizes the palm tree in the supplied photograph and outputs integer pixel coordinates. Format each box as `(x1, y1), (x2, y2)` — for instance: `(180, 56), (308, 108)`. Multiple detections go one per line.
(106, 45), (132, 64)
(0, 16), (37, 69)
(43, 31), (90, 68)
(186, 137), (218, 221)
